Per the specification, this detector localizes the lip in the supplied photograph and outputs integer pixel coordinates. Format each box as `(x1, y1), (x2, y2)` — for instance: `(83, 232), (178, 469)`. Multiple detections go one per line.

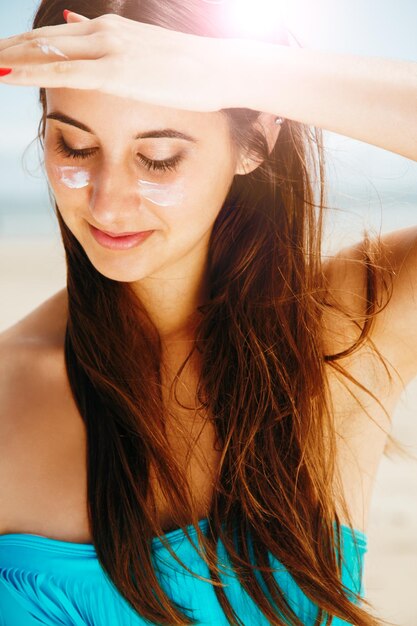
(89, 224), (155, 250)
(102, 229), (146, 237)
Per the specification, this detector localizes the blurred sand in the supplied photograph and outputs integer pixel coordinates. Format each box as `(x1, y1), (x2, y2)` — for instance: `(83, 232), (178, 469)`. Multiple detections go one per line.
(1, 236), (417, 625)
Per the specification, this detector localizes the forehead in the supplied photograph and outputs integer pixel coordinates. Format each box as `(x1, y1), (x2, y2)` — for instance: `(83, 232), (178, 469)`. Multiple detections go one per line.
(45, 89), (229, 139)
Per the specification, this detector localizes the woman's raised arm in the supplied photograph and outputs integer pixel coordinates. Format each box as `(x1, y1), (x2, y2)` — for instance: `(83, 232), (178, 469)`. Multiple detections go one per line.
(0, 8), (415, 164)
(0, 10), (415, 162)
(229, 39), (417, 161)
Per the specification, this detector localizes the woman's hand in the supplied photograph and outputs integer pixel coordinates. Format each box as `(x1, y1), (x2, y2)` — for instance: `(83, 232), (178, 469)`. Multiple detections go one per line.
(0, 10), (235, 112)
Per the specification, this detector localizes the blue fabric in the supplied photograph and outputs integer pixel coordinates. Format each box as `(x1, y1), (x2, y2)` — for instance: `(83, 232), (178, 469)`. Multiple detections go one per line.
(0, 519), (367, 625)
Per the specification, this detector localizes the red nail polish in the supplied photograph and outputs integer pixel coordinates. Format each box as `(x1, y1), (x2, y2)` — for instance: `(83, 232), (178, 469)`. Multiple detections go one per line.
(0, 68), (12, 77)
(63, 9), (71, 20)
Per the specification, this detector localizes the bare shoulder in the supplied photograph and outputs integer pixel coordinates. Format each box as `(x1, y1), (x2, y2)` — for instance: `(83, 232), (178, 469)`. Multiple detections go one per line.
(0, 287), (68, 427)
(1, 288), (68, 348)
(0, 289), (70, 533)
(0, 286), (65, 393)
(322, 226), (417, 389)
(320, 230), (417, 532)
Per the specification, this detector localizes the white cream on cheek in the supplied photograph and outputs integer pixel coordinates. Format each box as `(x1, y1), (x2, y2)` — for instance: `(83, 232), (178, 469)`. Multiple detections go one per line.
(52, 165), (91, 189)
(137, 179), (185, 207)
(50, 164), (184, 205)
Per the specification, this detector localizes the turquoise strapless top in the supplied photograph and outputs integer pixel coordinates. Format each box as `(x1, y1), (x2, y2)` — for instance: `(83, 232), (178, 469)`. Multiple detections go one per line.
(0, 519), (367, 626)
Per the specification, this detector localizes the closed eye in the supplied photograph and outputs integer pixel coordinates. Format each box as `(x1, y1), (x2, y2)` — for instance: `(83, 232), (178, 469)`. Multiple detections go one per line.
(53, 136), (183, 173)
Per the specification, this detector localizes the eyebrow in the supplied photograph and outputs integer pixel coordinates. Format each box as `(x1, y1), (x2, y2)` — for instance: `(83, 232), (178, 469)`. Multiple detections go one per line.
(46, 112), (198, 143)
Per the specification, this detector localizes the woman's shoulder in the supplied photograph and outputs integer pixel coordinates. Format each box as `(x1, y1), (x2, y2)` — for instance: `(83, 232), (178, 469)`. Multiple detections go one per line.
(0, 287), (68, 429)
(322, 227), (417, 388)
(0, 289), (77, 535)
(0, 288), (68, 350)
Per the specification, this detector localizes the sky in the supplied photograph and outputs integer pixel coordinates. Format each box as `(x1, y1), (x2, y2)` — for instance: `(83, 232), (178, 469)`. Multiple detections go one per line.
(0, 0), (416, 241)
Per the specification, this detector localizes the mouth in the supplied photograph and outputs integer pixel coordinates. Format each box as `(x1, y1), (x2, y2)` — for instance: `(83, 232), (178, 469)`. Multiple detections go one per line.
(99, 227), (153, 238)
(89, 224), (155, 250)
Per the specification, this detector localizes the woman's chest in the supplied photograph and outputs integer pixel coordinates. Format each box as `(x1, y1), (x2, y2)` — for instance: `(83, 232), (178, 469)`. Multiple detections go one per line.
(1, 342), (401, 542)
(2, 353), (223, 542)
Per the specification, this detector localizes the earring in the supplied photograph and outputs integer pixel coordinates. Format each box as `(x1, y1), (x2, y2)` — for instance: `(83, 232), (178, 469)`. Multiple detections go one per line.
(275, 116), (284, 125)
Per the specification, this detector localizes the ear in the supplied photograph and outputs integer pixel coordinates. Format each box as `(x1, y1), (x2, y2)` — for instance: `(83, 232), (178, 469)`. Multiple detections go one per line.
(234, 112), (283, 176)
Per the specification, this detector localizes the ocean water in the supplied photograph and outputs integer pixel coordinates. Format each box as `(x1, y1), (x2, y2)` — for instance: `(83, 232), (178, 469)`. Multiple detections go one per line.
(0, 195), (59, 238)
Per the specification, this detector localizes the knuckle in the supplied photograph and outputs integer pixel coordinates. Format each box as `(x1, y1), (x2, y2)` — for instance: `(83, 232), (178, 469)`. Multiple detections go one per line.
(32, 37), (47, 49)
(97, 30), (121, 51)
(54, 60), (71, 74)
(97, 14), (115, 24)
(21, 30), (33, 42)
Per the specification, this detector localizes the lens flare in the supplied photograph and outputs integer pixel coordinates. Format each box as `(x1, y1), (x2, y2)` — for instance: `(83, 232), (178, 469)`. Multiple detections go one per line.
(205, 0), (300, 46)
(229, 0), (286, 36)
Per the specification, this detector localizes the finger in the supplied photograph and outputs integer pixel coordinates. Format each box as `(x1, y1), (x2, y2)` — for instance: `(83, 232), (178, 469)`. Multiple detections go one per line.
(0, 21), (94, 53)
(0, 59), (104, 89)
(0, 33), (108, 65)
(65, 11), (91, 23)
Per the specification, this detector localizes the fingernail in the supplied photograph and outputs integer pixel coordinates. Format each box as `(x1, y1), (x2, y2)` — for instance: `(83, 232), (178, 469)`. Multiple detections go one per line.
(0, 68), (12, 77)
(63, 9), (71, 20)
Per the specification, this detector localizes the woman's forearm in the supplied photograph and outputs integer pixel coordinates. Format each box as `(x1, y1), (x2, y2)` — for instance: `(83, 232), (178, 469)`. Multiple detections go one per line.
(227, 40), (417, 162)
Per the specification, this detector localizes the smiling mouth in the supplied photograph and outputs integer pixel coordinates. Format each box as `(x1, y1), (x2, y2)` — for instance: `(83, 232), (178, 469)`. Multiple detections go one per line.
(95, 227), (154, 238)
(89, 224), (155, 250)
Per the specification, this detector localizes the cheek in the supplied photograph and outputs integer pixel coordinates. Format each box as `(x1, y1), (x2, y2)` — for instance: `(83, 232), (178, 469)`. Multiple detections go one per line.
(136, 178), (185, 207)
(45, 157), (191, 209)
(48, 163), (91, 190)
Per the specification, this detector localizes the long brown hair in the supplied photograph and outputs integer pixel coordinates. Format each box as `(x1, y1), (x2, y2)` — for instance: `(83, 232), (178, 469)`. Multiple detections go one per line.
(32, 1), (405, 624)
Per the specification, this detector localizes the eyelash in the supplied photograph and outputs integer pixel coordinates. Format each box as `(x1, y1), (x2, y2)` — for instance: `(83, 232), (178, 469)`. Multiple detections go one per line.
(53, 136), (183, 172)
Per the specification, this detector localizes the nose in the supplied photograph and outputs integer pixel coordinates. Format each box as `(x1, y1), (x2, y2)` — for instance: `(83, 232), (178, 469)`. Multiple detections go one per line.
(88, 160), (144, 229)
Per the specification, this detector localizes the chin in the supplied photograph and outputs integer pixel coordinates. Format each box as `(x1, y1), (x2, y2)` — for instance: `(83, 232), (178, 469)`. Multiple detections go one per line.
(74, 244), (149, 283)
(92, 259), (151, 283)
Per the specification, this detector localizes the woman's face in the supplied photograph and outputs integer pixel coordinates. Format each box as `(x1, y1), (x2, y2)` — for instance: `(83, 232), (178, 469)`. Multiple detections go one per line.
(43, 89), (242, 283)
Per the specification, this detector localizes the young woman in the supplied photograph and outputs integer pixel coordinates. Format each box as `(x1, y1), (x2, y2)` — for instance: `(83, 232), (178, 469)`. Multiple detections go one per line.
(0, 2), (415, 625)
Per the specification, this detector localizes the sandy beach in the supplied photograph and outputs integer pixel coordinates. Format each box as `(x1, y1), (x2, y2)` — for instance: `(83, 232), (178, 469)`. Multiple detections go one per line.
(1, 235), (416, 625)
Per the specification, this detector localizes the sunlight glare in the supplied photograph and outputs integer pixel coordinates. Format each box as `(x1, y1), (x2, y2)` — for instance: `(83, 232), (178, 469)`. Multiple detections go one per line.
(227, 0), (287, 37)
